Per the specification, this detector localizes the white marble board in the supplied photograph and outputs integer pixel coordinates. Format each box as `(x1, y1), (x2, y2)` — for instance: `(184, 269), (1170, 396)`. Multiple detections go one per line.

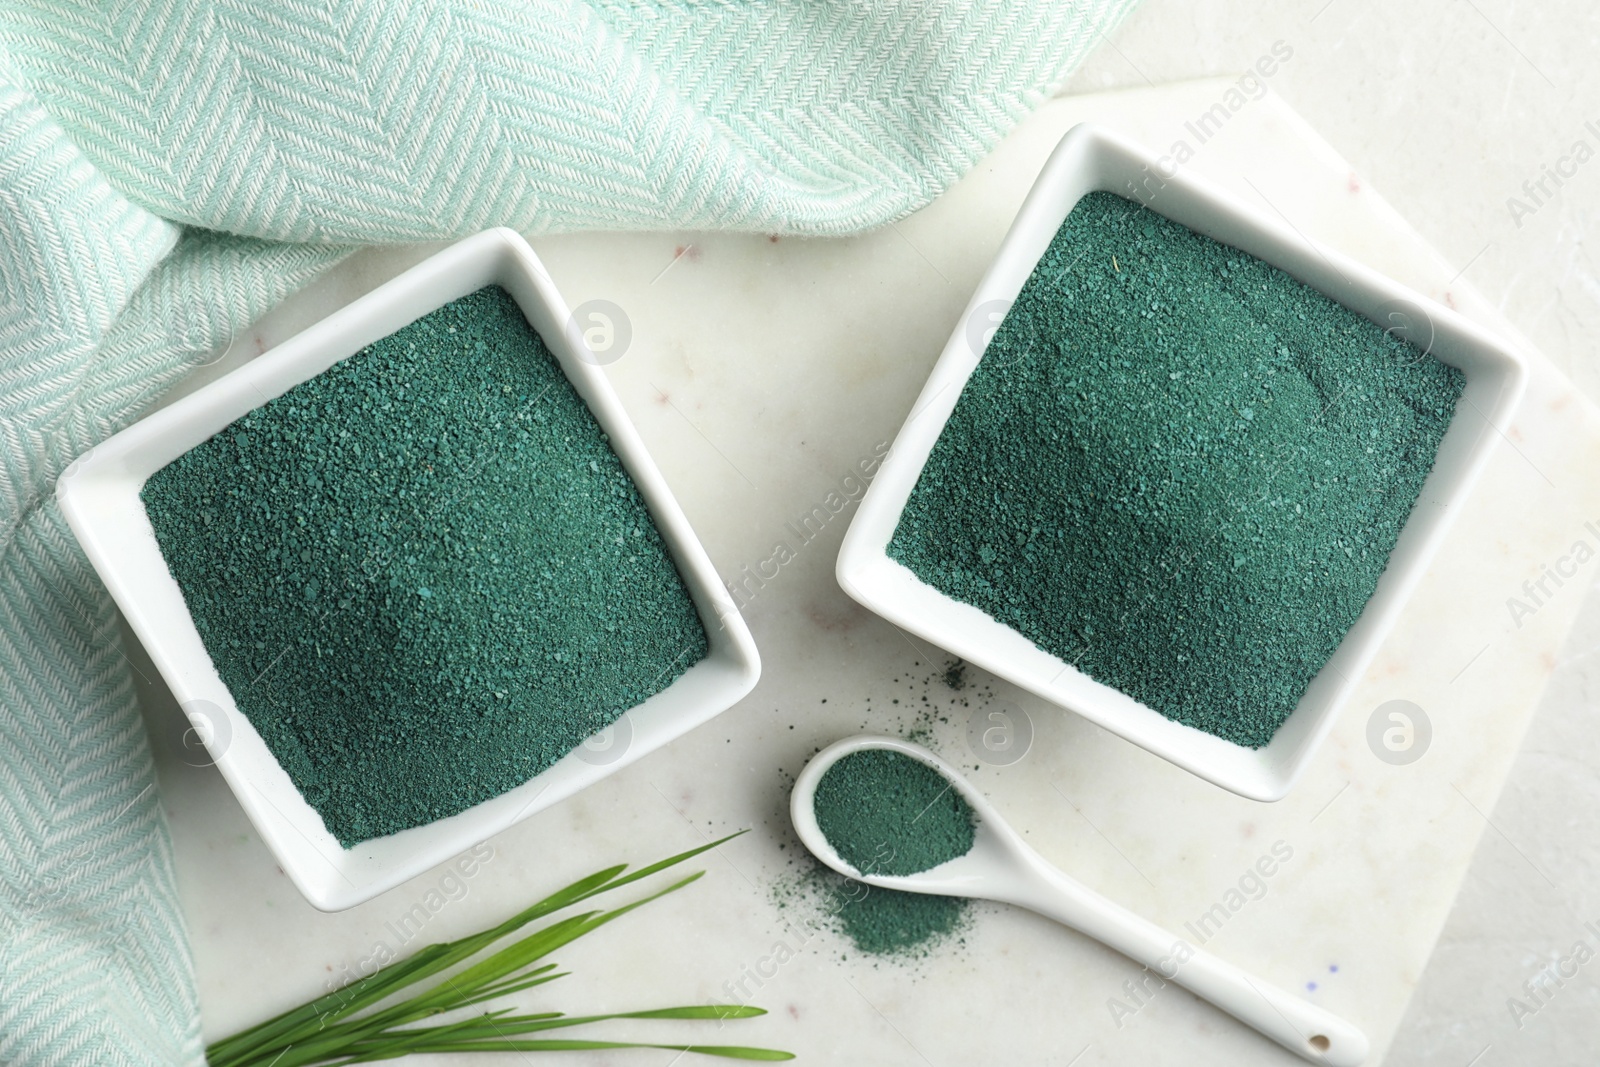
(134, 81), (1600, 1065)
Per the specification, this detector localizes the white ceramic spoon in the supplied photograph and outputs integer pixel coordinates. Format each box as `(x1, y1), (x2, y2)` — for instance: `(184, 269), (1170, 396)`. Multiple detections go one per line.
(790, 735), (1369, 1066)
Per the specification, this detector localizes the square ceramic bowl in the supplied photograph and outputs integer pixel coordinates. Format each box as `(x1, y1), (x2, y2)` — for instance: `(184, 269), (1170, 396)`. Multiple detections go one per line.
(837, 123), (1525, 802)
(58, 228), (761, 910)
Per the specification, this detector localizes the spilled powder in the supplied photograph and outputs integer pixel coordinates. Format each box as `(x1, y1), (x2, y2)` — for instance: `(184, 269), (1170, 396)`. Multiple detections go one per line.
(772, 663), (991, 961)
(771, 866), (972, 961)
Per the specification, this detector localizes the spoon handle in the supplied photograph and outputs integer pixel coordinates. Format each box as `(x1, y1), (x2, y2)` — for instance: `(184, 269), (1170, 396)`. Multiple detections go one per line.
(1007, 853), (1368, 1066)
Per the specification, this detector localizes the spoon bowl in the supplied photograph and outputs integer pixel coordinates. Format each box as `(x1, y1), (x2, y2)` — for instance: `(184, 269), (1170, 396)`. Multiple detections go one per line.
(790, 734), (1036, 899)
(792, 735), (1369, 1067)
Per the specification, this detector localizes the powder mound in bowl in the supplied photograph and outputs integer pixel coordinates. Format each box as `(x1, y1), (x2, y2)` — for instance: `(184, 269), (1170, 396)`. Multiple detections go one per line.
(889, 190), (1466, 748)
(813, 749), (976, 876)
(142, 285), (709, 846)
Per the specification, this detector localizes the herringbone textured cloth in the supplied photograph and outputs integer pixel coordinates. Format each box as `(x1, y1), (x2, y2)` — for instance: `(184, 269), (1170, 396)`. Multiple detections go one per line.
(0, 1), (1137, 1062)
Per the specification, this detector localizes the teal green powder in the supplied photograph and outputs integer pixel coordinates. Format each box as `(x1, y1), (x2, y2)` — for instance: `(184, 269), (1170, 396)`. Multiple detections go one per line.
(809, 749), (976, 957)
(770, 860), (970, 961)
(142, 286), (708, 845)
(813, 749), (976, 876)
(829, 882), (967, 957)
(889, 191), (1465, 748)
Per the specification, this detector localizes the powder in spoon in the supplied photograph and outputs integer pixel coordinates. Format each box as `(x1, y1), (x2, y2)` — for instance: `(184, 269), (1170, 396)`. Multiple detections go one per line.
(813, 749), (975, 876)
(889, 190), (1465, 747)
(142, 285), (708, 846)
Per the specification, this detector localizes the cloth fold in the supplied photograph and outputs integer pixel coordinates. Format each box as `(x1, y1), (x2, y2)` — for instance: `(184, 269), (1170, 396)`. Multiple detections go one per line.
(0, 1), (1137, 1062)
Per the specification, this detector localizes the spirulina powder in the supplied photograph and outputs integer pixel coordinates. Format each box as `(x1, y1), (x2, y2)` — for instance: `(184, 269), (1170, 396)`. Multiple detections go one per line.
(143, 286), (708, 845)
(889, 191), (1465, 747)
(828, 877), (968, 958)
(814, 749), (975, 875)
(810, 749), (975, 956)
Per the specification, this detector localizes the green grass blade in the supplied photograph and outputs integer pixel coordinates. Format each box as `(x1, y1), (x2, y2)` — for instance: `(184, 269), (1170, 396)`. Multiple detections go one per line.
(361, 1004), (766, 1045)
(263, 874), (706, 1060)
(467, 866), (626, 943)
(206, 833), (764, 1067)
(574, 832), (745, 900)
(396, 912), (601, 1014)
(442, 964), (563, 1002)
(321, 1008), (523, 1063)
(249, 884), (677, 1065)
(337, 1038), (793, 1062)
(614, 1006), (768, 1020)
(436, 969), (568, 1012)
(208, 860), (638, 1066)
(406, 872), (703, 1015)
(207, 945), (456, 1067)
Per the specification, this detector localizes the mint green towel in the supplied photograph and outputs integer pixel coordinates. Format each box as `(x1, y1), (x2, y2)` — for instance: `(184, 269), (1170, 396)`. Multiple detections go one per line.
(0, 2), (1137, 1062)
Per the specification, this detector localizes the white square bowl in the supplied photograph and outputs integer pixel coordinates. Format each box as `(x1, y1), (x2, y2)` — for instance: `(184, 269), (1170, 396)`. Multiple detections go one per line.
(58, 228), (761, 910)
(836, 123), (1525, 802)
